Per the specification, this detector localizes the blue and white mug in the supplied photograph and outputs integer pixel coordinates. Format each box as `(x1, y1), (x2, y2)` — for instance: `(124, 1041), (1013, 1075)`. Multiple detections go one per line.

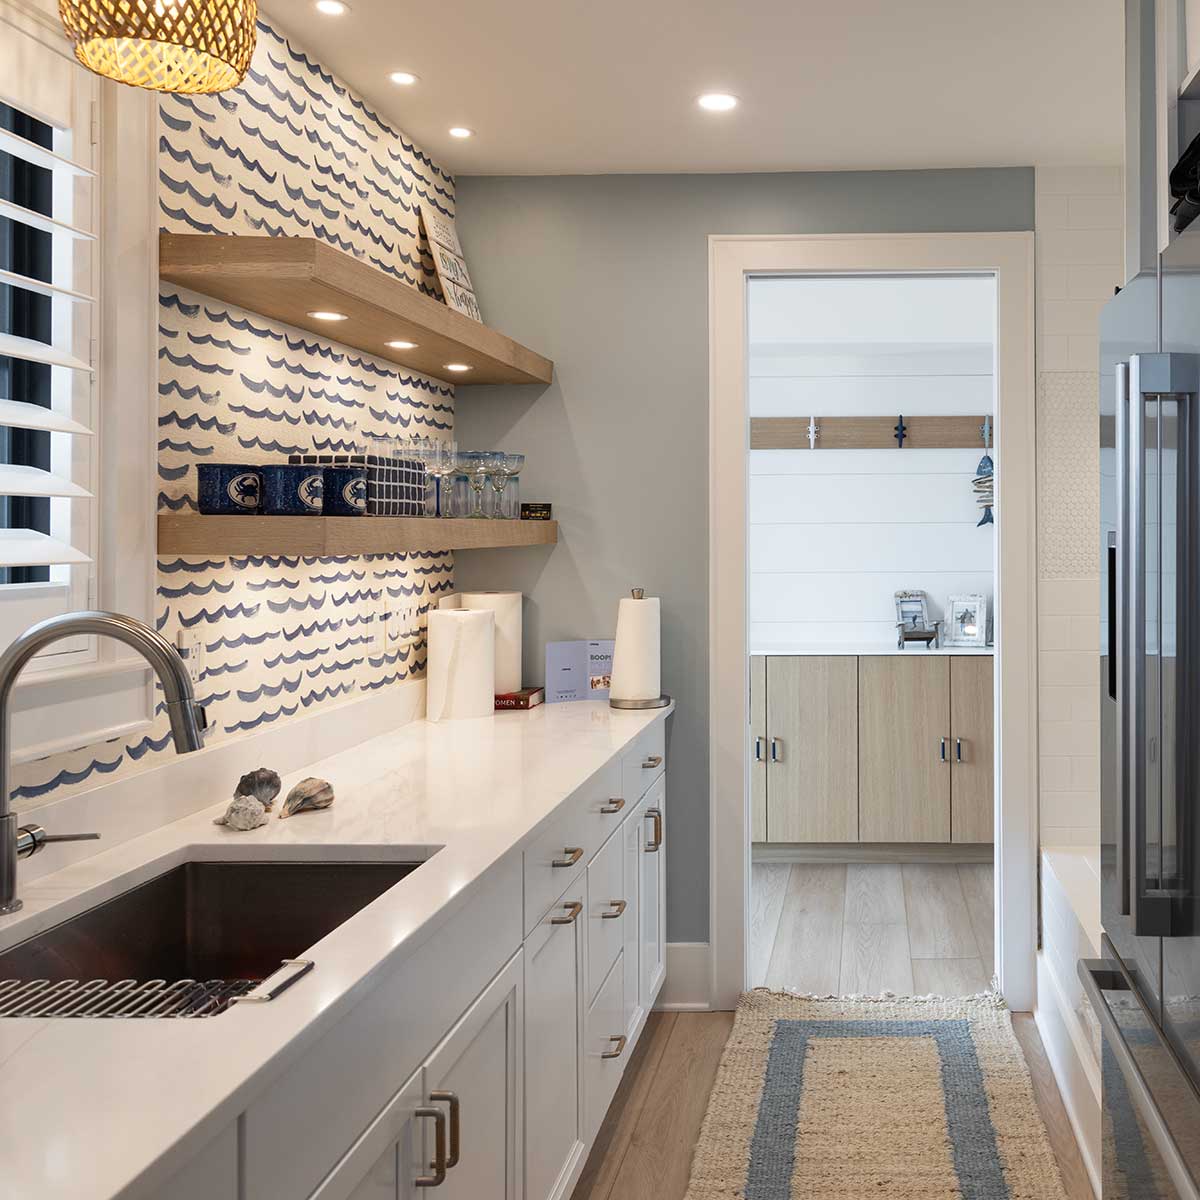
(197, 463), (262, 515)
(261, 464), (324, 515)
(323, 465), (367, 516)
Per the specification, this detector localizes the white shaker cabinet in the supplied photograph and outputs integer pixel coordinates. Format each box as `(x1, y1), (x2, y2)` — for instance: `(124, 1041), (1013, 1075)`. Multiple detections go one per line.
(423, 953), (523, 1200)
(639, 777), (667, 1005)
(524, 882), (585, 1200)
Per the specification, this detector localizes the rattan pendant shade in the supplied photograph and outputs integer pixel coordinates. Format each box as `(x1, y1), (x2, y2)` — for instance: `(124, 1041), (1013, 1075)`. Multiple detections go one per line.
(59, 0), (257, 94)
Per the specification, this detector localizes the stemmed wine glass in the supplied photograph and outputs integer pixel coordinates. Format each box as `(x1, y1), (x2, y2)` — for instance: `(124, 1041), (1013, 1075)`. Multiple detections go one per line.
(457, 451), (495, 519)
(488, 453), (525, 519)
(423, 439), (458, 517)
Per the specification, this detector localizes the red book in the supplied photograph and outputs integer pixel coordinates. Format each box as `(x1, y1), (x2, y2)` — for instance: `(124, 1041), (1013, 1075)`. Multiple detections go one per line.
(495, 687), (545, 711)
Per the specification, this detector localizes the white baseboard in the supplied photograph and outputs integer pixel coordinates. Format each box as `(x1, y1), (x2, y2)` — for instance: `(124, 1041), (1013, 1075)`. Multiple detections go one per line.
(1035, 952), (1101, 1198)
(656, 942), (712, 1011)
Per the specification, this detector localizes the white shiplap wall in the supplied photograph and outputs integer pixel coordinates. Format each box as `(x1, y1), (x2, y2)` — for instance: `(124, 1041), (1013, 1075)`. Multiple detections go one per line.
(747, 276), (996, 653)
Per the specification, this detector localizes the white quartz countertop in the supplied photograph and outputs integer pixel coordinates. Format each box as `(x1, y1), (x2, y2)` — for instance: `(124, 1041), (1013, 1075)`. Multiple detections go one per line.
(750, 643), (995, 657)
(0, 700), (672, 1200)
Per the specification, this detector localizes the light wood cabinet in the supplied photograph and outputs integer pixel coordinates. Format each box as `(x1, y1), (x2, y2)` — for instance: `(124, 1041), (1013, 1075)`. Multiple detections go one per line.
(859, 655), (951, 842)
(949, 656), (994, 843)
(751, 654), (993, 846)
(754, 656), (858, 842)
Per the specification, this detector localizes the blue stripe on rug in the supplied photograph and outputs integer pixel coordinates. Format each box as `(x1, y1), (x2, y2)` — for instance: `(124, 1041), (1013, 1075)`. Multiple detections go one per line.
(746, 1018), (1008, 1200)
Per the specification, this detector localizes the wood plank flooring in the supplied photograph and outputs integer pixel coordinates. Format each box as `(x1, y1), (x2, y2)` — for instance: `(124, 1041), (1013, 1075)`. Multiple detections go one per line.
(572, 1010), (1093, 1200)
(750, 862), (994, 995)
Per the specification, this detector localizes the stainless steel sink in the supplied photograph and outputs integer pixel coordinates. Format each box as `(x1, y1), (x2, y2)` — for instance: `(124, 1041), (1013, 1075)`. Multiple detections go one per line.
(0, 860), (420, 1018)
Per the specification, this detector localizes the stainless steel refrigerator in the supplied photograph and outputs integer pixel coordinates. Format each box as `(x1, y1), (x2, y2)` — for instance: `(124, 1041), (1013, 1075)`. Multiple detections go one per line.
(1090, 267), (1200, 1198)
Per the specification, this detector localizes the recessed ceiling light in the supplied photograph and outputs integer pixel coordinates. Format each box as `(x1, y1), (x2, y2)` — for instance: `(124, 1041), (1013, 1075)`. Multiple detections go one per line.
(448, 127), (473, 139)
(386, 339), (418, 350)
(389, 71), (418, 86)
(444, 363), (471, 372)
(697, 92), (738, 112)
(307, 310), (348, 321)
(314, 0), (347, 14)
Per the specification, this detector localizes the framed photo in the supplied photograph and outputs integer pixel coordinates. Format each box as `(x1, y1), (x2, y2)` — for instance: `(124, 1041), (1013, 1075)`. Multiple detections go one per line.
(894, 589), (931, 633)
(945, 594), (988, 647)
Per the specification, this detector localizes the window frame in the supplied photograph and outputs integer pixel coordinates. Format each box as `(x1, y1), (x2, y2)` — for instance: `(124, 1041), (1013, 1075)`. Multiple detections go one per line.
(1, 0), (158, 763)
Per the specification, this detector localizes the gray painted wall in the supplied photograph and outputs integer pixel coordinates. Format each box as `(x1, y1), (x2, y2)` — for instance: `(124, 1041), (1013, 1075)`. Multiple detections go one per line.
(453, 168), (1035, 944)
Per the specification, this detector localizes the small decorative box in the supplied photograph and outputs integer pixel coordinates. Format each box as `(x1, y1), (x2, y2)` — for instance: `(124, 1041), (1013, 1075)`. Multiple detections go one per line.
(323, 465), (368, 516)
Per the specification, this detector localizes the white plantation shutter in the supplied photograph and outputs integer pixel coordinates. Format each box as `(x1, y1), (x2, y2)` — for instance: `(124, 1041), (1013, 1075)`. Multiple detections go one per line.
(0, 21), (97, 591)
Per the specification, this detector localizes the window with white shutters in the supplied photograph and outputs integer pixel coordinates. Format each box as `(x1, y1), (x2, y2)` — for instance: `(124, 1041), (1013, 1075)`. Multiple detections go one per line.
(0, 19), (96, 663)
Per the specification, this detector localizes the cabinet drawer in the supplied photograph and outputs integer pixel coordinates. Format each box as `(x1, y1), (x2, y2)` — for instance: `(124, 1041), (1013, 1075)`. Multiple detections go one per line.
(621, 722), (665, 804)
(524, 760), (621, 935)
(586, 828), (625, 1005)
(584, 952), (628, 1143)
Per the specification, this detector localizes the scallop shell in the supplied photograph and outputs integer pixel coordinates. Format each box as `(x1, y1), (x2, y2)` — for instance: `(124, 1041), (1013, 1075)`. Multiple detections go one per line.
(279, 777), (334, 819)
(213, 794), (269, 831)
(235, 767), (282, 810)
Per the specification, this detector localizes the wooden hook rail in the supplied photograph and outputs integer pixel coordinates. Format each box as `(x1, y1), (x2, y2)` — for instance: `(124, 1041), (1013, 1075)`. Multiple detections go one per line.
(749, 414), (992, 451)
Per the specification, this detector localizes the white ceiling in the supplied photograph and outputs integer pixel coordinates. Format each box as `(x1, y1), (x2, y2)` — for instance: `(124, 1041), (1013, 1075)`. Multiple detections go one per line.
(266, 0), (1125, 177)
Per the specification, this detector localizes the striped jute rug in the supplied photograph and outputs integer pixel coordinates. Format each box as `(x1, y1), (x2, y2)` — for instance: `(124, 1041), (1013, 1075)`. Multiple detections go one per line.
(685, 990), (1067, 1200)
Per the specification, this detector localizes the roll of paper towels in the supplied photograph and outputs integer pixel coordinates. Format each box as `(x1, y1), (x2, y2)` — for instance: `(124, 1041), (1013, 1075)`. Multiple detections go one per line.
(460, 591), (522, 694)
(427, 608), (496, 721)
(609, 592), (661, 701)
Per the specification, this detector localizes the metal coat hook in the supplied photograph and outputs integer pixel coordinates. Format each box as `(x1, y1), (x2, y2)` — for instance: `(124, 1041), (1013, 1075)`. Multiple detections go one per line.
(894, 414), (907, 448)
(980, 415), (992, 448)
(807, 415), (819, 449)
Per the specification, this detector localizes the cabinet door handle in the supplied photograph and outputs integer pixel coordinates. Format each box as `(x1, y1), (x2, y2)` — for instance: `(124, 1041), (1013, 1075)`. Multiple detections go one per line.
(955, 737), (963, 763)
(552, 846), (583, 868)
(601, 899), (627, 919)
(551, 901), (583, 925)
(428, 1091), (460, 1169)
(601, 1034), (628, 1059)
(415, 1105), (447, 1187)
(939, 737), (947, 763)
(601, 797), (626, 814)
(753, 736), (764, 762)
(642, 754), (663, 769)
(769, 736), (782, 763)
(645, 807), (663, 852)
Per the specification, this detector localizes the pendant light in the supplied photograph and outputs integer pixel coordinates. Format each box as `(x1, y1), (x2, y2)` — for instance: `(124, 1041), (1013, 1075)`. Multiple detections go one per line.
(58, 0), (258, 94)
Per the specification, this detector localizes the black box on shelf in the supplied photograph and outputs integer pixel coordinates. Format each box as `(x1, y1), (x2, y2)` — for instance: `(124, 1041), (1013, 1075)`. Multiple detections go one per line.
(520, 503), (552, 521)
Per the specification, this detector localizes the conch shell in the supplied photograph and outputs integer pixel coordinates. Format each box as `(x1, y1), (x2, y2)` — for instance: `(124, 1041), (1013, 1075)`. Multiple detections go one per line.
(279, 777), (334, 819)
(235, 767), (282, 811)
(214, 794), (269, 831)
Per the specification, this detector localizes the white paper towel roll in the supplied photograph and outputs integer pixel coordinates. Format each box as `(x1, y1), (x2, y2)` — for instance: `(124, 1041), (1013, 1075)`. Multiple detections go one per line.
(609, 594), (661, 701)
(427, 608), (496, 721)
(460, 591), (523, 694)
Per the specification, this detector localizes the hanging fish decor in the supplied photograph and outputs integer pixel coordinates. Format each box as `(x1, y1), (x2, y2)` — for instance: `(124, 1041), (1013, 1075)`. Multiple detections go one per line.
(973, 416), (995, 528)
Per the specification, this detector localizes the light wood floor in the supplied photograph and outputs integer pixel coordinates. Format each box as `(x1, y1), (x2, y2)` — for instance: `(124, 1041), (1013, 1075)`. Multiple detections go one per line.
(750, 862), (995, 996)
(571, 1009), (1094, 1200)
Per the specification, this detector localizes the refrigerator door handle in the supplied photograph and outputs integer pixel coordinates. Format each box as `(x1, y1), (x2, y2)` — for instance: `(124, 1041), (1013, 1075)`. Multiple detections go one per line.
(1115, 360), (1131, 917)
(1080, 958), (1200, 1200)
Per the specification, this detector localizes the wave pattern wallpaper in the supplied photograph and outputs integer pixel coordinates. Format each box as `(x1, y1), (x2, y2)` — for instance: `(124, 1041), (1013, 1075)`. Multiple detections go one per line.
(12, 20), (456, 807)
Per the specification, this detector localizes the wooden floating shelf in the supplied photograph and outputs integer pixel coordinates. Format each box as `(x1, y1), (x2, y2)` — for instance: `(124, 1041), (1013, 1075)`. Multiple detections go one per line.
(158, 515), (558, 556)
(159, 233), (554, 387)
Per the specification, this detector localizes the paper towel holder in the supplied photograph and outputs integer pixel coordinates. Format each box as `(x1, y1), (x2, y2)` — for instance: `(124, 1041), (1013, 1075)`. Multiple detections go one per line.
(609, 587), (672, 710)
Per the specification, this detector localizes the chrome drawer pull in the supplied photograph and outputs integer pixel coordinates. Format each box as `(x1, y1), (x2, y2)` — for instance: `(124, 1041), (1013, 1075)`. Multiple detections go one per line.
(769, 737), (782, 763)
(955, 737), (964, 763)
(600, 798), (626, 814)
(642, 754), (663, 769)
(939, 737), (947, 763)
(601, 899), (627, 919)
(429, 1091), (460, 1169)
(551, 901), (583, 925)
(231, 958), (314, 1005)
(415, 1105), (447, 1187)
(601, 1034), (628, 1059)
(753, 736), (764, 762)
(645, 807), (663, 852)
(552, 846), (583, 867)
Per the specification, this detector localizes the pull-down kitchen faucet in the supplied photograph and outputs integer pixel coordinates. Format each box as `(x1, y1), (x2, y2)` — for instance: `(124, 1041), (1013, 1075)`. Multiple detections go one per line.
(0, 612), (208, 914)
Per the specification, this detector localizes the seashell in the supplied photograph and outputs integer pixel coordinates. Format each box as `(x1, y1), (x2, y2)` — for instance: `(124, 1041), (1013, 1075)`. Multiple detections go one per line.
(214, 794), (269, 831)
(235, 767), (282, 811)
(279, 777), (335, 819)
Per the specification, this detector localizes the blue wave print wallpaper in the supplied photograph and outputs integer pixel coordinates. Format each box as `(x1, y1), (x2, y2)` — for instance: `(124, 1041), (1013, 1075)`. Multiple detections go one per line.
(11, 19), (456, 808)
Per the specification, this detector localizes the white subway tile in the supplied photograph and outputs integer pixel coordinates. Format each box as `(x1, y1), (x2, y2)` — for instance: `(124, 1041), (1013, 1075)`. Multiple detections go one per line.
(1035, 194), (1070, 230)
(1036, 166), (1122, 196)
(1041, 824), (1102, 847)
(1067, 334), (1101, 371)
(1069, 755), (1100, 791)
(1068, 264), (1123, 300)
(1039, 650), (1098, 687)
(1038, 228), (1123, 267)
(1039, 578), (1100, 616)
(1042, 299), (1107, 337)
(1041, 790), (1102, 828)
(1040, 756), (1073, 790)
(1040, 334), (1071, 370)
(1068, 195), (1124, 230)
(1039, 264), (1071, 300)
(1039, 718), (1100, 756)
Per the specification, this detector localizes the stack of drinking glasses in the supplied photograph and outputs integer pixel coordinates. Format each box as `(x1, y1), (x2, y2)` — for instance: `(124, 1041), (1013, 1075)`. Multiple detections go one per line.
(401, 438), (525, 518)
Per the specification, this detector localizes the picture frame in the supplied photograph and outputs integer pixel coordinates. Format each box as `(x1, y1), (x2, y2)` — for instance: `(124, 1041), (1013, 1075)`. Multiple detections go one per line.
(945, 594), (988, 647)
(894, 589), (932, 633)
